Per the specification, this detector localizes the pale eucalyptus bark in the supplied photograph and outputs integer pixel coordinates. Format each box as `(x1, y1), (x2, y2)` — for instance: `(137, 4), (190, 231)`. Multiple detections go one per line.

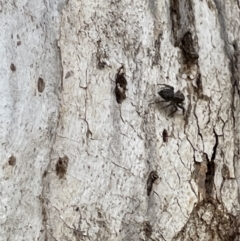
(1, 0), (240, 241)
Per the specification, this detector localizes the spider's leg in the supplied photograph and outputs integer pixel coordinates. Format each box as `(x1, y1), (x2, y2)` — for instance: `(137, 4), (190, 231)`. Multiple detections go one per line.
(176, 103), (185, 115)
(168, 104), (178, 116)
(153, 101), (172, 111)
(149, 100), (169, 105)
(157, 102), (172, 110)
(163, 102), (173, 108)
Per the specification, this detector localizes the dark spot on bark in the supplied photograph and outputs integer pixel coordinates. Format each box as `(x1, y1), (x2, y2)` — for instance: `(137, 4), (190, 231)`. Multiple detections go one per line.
(204, 153), (215, 197)
(147, 171), (159, 196)
(10, 63), (16, 72)
(211, 129), (218, 161)
(170, 0), (181, 44)
(8, 155), (16, 166)
(115, 65), (127, 104)
(96, 40), (107, 69)
(196, 73), (202, 90)
(42, 206), (47, 223)
(152, 33), (162, 66)
(38, 77), (45, 93)
(98, 211), (102, 218)
(43, 170), (48, 177)
(221, 164), (230, 180)
(76, 207), (79, 212)
(169, 0), (195, 47)
(230, 40), (240, 95)
(143, 221), (152, 237)
(181, 31), (199, 62)
(56, 155), (69, 178)
(65, 71), (73, 79)
(162, 129), (168, 142)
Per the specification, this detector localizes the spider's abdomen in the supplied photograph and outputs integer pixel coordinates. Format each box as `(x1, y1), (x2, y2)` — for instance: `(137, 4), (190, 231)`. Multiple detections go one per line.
(173, 90), (185, 103)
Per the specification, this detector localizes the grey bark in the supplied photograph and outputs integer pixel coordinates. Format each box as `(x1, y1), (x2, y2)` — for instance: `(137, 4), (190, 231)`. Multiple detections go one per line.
(0, 0), (240, 240)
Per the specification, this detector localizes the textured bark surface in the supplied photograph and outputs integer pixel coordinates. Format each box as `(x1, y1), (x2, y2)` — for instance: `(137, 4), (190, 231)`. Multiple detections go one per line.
(1, 0), (240, 240)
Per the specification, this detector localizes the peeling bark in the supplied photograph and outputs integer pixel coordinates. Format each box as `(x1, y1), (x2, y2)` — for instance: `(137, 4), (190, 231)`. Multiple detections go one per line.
(173, 200), (238, 241)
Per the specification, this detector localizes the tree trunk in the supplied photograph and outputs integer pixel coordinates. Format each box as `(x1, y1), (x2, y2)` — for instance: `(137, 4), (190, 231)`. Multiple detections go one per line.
(1, 0), (240, 240)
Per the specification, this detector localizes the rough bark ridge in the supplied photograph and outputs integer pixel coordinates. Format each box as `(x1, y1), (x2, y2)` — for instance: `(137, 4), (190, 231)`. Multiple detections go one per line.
(0, 0), (65, 240)
(0, 0), (240, 240)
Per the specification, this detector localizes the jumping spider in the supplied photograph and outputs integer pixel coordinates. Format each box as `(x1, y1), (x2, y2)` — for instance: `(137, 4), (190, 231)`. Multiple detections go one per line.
(158, 84), (185, 116)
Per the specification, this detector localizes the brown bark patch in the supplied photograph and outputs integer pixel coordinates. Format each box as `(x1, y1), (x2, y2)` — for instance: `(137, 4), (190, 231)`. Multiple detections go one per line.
(10, 63), (16, 72)
(115, 65), (127, 104)
(56, 155), (69, 178)
(8, 155), (16, 166)
(173, 200), (238, 241)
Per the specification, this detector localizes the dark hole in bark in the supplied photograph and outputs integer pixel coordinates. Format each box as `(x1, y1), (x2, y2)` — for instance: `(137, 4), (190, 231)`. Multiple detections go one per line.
(8, 155), (16, 166)
(10, 63), (16, 72)
(43, 170), (47, 177)
(205, 130), (218, 196)
(143, 221), (152, 237)
(56, 155), (69, 178)
(115, 65), (127, 104)
(162, 129), (168, 142)
(181, 31), (199, 62)
(196, 73), (203, 91)
(205, 154), (215, 197)
(38, 77), (45, 93)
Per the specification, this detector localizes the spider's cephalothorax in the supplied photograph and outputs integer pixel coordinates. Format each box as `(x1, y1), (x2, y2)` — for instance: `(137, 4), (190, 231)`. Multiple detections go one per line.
(158, 84), (185, 116)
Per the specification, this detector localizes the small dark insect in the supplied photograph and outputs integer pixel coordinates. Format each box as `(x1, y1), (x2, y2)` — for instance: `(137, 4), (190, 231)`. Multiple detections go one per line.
(147, 171), (159, 196)
(162, 129), (168, 142)
(143, 221), (152, 237)
(182, 31), (199, 61)
(56, 155), (69, 178)
(115, 65), (127, 104)
(158, 84), (185, 116)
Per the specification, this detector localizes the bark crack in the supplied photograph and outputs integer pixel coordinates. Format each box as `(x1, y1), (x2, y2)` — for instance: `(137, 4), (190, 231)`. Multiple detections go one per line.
(193, 103), (204, 151)
(176, 136), (190, 171)
(111, 161), (129, 171)
(176, 197), (188, 219)
(188, 180), (198, 199)
(211, 129), (219, 162)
